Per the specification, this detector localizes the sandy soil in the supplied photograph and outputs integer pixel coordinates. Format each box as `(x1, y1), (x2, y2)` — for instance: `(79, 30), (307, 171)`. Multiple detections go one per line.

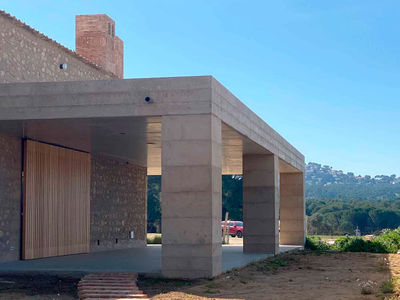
(1, 251), (400, 299)
(224, 236), (243, 245)
(147, 234), (244, 245)
(139, 251), (400, 300)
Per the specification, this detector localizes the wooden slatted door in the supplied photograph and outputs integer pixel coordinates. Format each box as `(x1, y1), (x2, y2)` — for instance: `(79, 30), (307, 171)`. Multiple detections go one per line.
(23, 140), (90, 259)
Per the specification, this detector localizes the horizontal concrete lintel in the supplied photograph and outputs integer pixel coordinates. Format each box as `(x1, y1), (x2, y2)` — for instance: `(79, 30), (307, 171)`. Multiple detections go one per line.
(0, 76), (304, 171)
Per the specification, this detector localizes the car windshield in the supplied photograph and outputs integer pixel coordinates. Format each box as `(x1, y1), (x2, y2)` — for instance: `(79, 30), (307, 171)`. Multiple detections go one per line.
(236, 221), (243, 226)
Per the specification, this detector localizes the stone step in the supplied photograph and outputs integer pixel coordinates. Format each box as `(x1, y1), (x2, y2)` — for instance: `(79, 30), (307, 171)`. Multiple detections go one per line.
(79, 286), (142, 294)
(84, 272), (138, 276)
(80, 293), (148, 299)
(83, 276), (137, 279)
(78, 272), (145, 300)
(79, 279), (137, 283)
(79, 282), (138, 287)
(84, 298), (149, 300)
(80, 288), (143, 293)
(80, 280), (136, 285)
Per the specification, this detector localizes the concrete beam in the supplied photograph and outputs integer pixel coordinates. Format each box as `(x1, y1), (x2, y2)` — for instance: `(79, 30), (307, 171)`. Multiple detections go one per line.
(0, 76), (304, 172)
(280, 172), (305, 245)
(161, 114), (222, 278)
(211, 78), (304, 172)
(243, 154), (279, 254)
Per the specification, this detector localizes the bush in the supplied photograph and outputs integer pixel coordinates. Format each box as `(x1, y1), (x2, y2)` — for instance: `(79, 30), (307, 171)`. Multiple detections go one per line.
(306, 227), (400, 253)
(305, 236), (331, 252)
(334, 237), (390, 253)
(147, 234), (162, 244)
(380, 279), (395, 294)
(374, 228), (400, 252)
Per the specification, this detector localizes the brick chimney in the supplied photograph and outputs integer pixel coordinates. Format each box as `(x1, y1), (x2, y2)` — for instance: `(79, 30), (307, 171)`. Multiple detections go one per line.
(75, 14), (123, 78)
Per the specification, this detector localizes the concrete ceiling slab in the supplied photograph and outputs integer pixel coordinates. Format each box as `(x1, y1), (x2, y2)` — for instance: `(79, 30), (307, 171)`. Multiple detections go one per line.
(0, 117), (295, 175)
(0, 77), (304, 173)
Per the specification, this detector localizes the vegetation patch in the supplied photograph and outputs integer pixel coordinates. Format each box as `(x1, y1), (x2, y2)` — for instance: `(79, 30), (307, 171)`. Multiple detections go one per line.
(305, 236), (332, 252)
(306, 227), (400, 253)
(380, 279), (395, 294)
(253, 255), (288, 274)
(147, 234), (162, 244)
(360, 286), (373, 295)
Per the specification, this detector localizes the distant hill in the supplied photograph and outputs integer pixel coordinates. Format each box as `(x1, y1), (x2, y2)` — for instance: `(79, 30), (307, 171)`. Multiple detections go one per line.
(305, 163), (400, 234)
(306, 162), (400, 201)
(148, 163), (400, 234)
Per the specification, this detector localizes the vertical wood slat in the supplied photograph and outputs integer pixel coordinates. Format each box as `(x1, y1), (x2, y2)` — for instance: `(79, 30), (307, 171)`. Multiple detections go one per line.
(23, 140), (90, 259)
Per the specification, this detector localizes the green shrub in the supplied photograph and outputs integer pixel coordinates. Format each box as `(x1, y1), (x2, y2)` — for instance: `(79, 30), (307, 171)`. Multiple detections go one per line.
(307, 228), (400, 253)
(373, 228), (400, 253)
(333, 228), (400, 253)
(380, 279), (395, 294)
(305, 236), (331, 252)
(147, 234), (162, 244)
(334, 236), (389, 253)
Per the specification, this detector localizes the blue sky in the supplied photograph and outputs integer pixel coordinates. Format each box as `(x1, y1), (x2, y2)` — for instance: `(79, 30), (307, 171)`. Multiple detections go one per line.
(2, 1), (400, 176)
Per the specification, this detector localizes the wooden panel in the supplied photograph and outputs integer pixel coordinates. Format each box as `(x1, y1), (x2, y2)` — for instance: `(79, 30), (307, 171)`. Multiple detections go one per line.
(23, 140), (90, 259)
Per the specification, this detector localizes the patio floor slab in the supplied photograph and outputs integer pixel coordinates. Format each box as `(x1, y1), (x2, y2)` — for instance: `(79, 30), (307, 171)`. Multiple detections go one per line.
(0, 245), (302, 275)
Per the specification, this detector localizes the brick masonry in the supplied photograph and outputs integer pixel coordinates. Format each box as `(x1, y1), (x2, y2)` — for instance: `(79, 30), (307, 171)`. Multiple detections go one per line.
(90, 155), (147, 251)
(0, 11), (145, 262)
(76, 14), (124, 78)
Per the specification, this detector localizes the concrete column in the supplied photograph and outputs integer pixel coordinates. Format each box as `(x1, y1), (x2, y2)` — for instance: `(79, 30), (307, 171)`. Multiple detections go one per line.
(243, 154), (279, 254)
(280, 172), (305, 245)
(161, 114), (222, 278)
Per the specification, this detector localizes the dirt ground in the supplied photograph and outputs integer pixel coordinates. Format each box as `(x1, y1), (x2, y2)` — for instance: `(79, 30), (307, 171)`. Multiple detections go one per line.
(147, 233), (243, 245)
(147, 234), (244, 245)
(138, 251), (400, 300)
(0, 273), (80, 299)
(1, 251), (400, 299)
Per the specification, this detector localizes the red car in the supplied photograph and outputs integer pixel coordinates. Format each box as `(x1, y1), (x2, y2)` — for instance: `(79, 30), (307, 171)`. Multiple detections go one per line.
(221, 220), (243, 238)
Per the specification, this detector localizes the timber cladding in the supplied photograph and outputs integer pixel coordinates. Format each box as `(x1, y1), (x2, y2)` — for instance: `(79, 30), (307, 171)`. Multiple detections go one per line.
(23, 140), (90, 259)
(0, 10), (112, 263)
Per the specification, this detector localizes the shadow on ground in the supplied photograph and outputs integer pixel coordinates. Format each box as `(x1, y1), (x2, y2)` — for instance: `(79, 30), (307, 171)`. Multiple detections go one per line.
(0, 273), (81, 299)
(0, 251), (398, 299)
(138, 251), (398, 300)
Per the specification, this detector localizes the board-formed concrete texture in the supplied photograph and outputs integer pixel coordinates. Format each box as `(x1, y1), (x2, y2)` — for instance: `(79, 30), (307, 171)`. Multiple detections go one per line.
(0, 76), (305, 278)
(280, 173), (306, 245)
(243, 154), (280, 255)
(0, 77), (303, 170)
(161, 114), (222, 278)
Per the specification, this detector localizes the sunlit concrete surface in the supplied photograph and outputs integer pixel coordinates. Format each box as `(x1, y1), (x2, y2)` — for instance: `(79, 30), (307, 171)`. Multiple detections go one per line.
(0, 76), (305, 278)
(0, 245), (302, 275)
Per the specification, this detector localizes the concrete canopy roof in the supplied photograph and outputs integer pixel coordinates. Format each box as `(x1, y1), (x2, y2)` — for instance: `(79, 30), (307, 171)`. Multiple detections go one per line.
(0, 76), (304, 174)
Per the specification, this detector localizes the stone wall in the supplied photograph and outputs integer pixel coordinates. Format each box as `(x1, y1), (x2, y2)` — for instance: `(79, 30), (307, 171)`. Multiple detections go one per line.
(0, 133), (21, 262)
(90, 155), (147, 251)
(0, 11), (141, 262)
(0, 12), (114, 83)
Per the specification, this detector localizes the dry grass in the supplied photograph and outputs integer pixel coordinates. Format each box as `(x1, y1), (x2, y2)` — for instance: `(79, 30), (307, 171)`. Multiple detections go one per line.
(138, 251), (400, 300)
(2, 251), (400, 299)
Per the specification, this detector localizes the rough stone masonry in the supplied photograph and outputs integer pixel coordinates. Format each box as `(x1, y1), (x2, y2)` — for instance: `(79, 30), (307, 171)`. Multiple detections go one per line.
(0, 10), (146, 262)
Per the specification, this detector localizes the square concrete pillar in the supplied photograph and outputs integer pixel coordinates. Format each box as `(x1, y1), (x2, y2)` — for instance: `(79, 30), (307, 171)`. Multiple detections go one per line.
(243, 154), (279, 254)
(280, 172), (305, 245)
(161, 114), (222, 278)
